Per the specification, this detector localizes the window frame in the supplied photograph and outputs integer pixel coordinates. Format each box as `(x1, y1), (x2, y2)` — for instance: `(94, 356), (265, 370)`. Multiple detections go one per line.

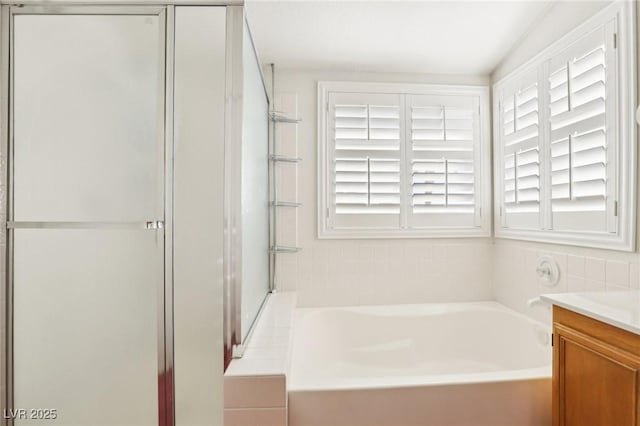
(318, 81), (491, 239)
(493, 1), (636, 251)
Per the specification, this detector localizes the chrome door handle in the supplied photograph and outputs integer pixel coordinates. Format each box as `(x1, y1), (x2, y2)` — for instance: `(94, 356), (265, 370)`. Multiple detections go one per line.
(145, 221), (164, 230)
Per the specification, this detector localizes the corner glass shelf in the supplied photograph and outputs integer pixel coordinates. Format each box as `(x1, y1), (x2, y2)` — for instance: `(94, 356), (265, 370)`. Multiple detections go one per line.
(271, 201), (302, 208)
(270, 246), (301, 254)
(270, 111), (301, 123)
(270, 154), (301, 163)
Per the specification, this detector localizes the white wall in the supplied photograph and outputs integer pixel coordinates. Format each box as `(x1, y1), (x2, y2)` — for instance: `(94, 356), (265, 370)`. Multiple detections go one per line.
(492, 1), (612, 81)
(270, 69), (494, 307)
(490, 0), (640, 325)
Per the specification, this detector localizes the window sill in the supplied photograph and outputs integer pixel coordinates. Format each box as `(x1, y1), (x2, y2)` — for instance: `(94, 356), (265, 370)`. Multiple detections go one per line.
(494, 228), (635, 252)
(318, 227), (492, 240)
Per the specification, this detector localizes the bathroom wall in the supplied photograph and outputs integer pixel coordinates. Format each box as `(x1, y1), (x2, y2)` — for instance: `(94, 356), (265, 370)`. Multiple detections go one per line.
(491, 0), (640, 325)
(270, 1), (638, 313)
(491, 1), (612, 81)
(270, 68), (494, 307)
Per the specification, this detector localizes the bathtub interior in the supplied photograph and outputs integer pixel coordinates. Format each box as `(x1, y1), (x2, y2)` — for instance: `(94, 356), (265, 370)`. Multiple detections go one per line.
(289, 301), (552, 390)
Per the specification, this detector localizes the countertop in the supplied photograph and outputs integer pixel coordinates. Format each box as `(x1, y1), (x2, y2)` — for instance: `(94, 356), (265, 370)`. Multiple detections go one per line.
(541, 291), (640, 335)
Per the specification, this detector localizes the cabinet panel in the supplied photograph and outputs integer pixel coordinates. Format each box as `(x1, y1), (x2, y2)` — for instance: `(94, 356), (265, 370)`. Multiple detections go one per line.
(558, 336), (638, 426)
(553, 306), (640, 426)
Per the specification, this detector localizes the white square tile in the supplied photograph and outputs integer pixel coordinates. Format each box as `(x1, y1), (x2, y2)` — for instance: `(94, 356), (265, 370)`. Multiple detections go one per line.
(585, 257), (606, 282)
(585, 279), (606, 292)
(433, 244), (447, 262)
(402, 241), (431, 264)
(224, 375), (286, 408)
(606, 284), (630, 292)
(277, 163), (297, 201)
(606, 260), (629, 288)
(567, 255), (585, 278)
(276, 208), (298, 246)
(567, 276), (585, 292)
(296, 259), (312, 292)
(513, 246), (526, 268)
(630, 263), (640, 289)
(224, 408), (287, 426)
(357, 245), (375, 263)
(276, 259), (298, 292)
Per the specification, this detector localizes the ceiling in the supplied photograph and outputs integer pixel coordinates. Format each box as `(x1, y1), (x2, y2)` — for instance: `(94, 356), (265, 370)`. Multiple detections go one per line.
(246, 0), (556, 76)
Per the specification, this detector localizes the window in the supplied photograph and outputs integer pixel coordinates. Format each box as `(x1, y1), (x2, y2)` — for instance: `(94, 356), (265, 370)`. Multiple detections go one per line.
(494, 1), (635, 251)
(318, 82), (490, 238)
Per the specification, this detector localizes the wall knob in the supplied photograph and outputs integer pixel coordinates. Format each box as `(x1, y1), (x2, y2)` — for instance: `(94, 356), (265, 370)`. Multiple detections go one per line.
(536, 255), (560, 286)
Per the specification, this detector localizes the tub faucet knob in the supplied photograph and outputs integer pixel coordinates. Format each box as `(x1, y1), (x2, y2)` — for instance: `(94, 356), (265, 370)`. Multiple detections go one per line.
(535, 255), (560, 286)
(536, 266), (551, 276)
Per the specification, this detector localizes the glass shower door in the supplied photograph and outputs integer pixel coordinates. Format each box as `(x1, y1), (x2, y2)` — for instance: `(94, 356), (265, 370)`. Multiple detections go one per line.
(9, 9), (167, 425)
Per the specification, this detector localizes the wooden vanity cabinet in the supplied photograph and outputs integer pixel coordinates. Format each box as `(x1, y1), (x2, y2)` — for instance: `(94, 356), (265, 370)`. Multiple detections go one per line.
(553, 306), (640, 426)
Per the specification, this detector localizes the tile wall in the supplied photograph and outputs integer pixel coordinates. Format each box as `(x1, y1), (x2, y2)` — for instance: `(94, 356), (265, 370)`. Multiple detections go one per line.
(493, 239), (640, 324)
(271, 70), (495, 307)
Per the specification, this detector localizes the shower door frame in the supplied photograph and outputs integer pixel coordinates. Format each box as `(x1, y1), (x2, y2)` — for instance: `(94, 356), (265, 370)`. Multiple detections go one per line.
(0, 5), (176, 426)
(224, 6), (273, 365)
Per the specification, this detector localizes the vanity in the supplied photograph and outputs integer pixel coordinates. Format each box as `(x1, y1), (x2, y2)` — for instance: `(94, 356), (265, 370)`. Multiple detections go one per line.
(542, 292), (640, 426)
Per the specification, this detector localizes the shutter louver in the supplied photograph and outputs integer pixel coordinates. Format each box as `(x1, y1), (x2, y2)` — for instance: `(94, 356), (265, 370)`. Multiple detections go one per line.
(333, 102), (401, 215)
(502, 81), (541, 214)
(549, 42), (607, 213)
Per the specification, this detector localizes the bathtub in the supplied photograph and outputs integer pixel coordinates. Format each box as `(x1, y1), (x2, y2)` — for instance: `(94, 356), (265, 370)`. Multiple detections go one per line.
(288, 301), (551, 426)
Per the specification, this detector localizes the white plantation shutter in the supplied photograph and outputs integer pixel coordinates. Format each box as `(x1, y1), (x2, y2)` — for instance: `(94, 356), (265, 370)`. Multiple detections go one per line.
(546, 23), (616, 233)
(406, 95), (481, 228)
(499, 70), (542, 229)
(328, 92), (402, 229)
(320, 83), (490, 237)
(493, 2), (634, 250)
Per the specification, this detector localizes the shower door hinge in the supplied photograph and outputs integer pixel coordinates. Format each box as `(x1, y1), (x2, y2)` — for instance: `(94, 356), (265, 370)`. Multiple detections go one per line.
(613, 33), (617, 49)
(613, 201), (618, 217)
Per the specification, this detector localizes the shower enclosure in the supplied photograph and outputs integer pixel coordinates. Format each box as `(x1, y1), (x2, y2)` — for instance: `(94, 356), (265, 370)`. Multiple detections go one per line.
(1, 4), (270, 425)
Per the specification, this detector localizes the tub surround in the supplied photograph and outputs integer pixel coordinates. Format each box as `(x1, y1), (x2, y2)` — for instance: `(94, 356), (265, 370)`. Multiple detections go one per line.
(493, 240), (640, 327)
(541, 291), (640, 336)
(224, 292), (296, 426)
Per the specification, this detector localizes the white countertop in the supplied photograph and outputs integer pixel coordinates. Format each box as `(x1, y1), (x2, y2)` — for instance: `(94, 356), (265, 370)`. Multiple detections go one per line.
(541, 291), (640, 335)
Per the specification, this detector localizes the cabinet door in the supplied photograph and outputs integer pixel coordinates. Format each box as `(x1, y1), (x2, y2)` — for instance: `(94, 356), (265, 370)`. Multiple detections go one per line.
(554, 324), (640, 426)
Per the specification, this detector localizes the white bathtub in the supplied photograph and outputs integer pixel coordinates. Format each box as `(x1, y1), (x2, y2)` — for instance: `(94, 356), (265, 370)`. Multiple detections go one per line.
(288, 301), (551, 426)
